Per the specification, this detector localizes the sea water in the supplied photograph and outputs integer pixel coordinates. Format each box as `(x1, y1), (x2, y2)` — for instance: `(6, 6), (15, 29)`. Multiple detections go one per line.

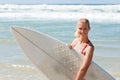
(0, 4), (120, 80)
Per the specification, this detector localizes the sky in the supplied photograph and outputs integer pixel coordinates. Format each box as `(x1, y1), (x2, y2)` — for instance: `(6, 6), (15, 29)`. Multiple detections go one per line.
(0, 0), (120, 5)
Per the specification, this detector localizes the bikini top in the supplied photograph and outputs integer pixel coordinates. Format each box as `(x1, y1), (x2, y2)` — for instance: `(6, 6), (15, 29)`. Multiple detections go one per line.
(74, 40), (90, 55)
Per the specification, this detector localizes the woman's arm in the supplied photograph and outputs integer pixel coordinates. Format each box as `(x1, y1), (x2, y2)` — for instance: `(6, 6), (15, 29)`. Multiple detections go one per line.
(75, 46), (94, 80)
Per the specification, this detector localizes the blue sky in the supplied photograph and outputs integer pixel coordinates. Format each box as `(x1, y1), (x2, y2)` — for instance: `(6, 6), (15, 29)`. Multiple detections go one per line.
(0, 0), (120, 4)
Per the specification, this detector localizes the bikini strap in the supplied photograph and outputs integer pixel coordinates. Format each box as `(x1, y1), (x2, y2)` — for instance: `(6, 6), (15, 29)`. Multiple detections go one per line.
(81, 40), (90, 55)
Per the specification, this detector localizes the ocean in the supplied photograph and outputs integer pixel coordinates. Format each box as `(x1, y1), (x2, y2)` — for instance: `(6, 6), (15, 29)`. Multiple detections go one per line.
(0, 4), (120, 80)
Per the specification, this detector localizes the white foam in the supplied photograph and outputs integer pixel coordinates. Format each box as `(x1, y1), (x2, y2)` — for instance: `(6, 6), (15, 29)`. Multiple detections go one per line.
(0, 4), (120, 23)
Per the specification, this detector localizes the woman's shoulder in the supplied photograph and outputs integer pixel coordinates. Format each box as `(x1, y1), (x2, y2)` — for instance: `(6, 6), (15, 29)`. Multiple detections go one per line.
(73, 38), (79, 41)
(87, 41), (94, 51)
(85, 41), (94, 56)
(71, 38), (78, 43)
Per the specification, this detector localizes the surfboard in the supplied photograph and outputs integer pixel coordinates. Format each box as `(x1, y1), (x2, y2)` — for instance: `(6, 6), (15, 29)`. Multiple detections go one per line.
(11, 27), (115, 80)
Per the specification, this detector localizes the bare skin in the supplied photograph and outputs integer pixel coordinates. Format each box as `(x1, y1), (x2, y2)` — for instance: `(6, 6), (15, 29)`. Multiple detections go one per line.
(68, 18), (94, 80)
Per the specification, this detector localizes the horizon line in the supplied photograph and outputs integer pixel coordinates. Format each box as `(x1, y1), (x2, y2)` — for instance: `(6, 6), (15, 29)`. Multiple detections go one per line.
(0, 3), (120, 5)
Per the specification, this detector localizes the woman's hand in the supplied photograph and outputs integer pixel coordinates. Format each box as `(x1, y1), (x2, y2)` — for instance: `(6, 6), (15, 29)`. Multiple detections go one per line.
(67, 44), (73, 49)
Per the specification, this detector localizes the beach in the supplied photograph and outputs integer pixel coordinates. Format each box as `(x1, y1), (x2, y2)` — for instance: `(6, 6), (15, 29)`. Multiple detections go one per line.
(0, 4), (120, 80)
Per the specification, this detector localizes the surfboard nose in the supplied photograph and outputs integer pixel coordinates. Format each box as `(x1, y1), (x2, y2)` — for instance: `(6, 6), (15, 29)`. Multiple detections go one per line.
(11, 26), (20, 33)
(11, 26), (22, 31)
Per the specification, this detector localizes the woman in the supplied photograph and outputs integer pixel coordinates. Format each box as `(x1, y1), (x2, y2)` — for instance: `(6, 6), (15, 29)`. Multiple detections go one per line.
(68, 18), (94, 80)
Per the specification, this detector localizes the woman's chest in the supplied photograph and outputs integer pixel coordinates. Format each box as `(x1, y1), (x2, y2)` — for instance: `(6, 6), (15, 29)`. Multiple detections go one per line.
(74, 42), (85, 53)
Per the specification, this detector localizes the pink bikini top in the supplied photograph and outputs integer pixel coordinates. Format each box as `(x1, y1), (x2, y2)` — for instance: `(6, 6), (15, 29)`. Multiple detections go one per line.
(81, 41), (90, 55)
(74, 40), (90, 55)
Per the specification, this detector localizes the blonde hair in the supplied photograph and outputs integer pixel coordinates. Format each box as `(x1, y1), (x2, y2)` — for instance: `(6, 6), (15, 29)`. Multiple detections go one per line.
(75, 31), (80, 38)
(75, 18), (90, 37)
(78, 18), (90, 29)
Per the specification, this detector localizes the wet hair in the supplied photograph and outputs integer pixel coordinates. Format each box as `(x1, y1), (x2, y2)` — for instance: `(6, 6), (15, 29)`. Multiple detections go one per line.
(77, 18), (90, 29)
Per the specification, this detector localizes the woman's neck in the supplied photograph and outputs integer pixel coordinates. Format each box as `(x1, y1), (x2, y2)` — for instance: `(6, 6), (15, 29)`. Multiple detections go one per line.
(78, 37), (89, 43)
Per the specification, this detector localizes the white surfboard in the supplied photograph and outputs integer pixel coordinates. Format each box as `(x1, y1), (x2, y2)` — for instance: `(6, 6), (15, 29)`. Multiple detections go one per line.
(11, 27), (115, 80)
